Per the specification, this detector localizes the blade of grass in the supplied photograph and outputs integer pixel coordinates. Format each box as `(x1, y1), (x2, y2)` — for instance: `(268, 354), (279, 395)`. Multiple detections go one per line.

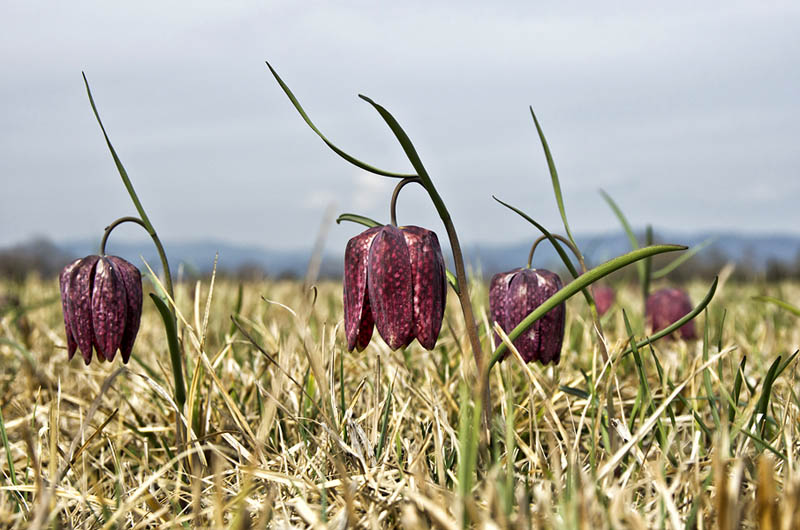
(651, 238), (715, 280)
(728, 356), (747, 425)
(266, 62), (415, 179)
(530, 107), (576, 247)
(600, 189), (643, 282)
(752, 296), (800, 317)
(702, 310), (721, 430)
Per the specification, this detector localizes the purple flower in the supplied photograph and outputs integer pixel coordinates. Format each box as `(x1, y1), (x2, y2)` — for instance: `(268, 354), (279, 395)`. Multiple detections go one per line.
(490, 268), (565, 364)
(645, 287), (696, 340)
(59, 255), (142, 364)
(344, 225), (446, 351)
(593, 285), (616, 316)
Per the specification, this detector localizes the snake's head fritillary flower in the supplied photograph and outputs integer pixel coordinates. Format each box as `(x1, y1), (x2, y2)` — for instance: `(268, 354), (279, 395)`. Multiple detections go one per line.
(343, 225), (446, 352)
(645, 287), (696, 340)
(593, 285), (616, 316)
(489, 268), (565, 364)
(59, 255), (143, 364)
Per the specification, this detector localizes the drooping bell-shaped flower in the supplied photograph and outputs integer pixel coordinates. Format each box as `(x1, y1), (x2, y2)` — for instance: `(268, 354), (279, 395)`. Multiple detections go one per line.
(593, 285), (616, 316)
(645, 287), (696, 340)
(489, 267), (565, 364)
(59, 255), (143, 364)
(343, 225), (446, 352)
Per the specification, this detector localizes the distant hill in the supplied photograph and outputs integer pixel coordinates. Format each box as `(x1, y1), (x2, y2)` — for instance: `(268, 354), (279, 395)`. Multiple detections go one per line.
(45, 230), (800, 280)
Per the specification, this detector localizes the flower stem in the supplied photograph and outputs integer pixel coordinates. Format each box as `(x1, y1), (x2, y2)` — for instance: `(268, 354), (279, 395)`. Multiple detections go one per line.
(389, 177), (422, 227)
(83, 74), (185, 410)
(99, 216), (146, 255)
(527, 233), (582, 271)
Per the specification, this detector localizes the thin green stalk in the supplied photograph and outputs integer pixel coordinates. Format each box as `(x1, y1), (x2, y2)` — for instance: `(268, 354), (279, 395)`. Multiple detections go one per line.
(83, 74), (185, 410)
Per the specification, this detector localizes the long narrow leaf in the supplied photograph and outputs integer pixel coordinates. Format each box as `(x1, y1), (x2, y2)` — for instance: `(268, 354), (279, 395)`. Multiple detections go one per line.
(753, 296), (800, 317)
(530, 108), (576, 246)
(651, 238), (714, 280)
(266, 63), (414, 179)
(600, 190), (644, 282)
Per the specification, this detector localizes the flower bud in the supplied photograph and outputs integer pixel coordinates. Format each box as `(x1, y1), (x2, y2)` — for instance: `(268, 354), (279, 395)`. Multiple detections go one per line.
(490, 268), (565, 364)
(59, 255), (142, 364)
(343, 225), (446, 352)
(645, 287), (696, 340)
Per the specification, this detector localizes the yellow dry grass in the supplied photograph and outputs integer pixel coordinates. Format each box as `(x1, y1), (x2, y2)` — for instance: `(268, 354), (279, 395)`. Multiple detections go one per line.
(1, 272), (800, 528)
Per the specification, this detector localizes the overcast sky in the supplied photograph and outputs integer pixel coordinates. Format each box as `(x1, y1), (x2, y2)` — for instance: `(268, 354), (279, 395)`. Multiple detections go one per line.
(2, 1), (799, 254)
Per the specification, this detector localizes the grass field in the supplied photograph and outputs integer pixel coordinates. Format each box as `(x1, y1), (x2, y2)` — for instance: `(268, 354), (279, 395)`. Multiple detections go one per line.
(1, 271), (799, 528)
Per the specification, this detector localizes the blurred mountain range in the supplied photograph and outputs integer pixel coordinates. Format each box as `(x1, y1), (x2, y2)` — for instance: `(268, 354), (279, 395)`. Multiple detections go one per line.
(3, 231), (799, 281)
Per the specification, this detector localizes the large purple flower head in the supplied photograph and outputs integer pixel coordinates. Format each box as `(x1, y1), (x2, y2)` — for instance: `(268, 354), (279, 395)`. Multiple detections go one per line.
(489, 267), (565, 364)
(59, 255), (143, 365)
(343, 225), (446, 352)
(645, 287), (696, 340)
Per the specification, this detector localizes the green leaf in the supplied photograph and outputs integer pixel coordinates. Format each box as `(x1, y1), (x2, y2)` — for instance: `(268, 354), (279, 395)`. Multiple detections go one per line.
(336, 213), (382, 228)
(492, 196), (578, 278)
(266, 63), (415, 179)
(149, 294), (186, 408)
(490, 244), (687, 367)
(753, 295), (800, 317)
(600, 189), (644, 282)
(530, 108), (576, 247)
(651, 238), (714, 280)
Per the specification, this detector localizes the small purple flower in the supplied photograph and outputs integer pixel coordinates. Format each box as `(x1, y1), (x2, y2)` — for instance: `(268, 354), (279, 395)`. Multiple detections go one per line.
(593, 285), (616, 316)
(645, 287), (696, 340)
(343, 225), (446, 351)
(490, 268), (565, 364)
(59, 255), (143, 364)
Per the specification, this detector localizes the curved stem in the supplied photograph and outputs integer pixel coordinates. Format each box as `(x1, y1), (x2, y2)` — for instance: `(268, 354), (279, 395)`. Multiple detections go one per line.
(84, 74), (184, 412)
(358, 95), (489, 430)
(390, 177), (422, 226)
(99, 216), (147, 255)
(527, 233), (584, 272)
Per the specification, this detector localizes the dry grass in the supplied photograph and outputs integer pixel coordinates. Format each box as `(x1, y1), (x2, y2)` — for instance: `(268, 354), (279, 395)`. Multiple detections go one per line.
(1, 271), (800, 528)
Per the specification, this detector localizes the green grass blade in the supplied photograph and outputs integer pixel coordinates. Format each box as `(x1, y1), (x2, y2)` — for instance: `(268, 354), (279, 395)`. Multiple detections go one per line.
(618, 277), (718, 358)
(529, 107), (576, 247)
(490, 244), (686, 367)
(336, 213), (382, 228)
(651, 238), (714, 280)
(265, 63), (415, 179)
(701, 310), (721, 430)
(600, 189), (643, 280)
(642, 226), (653, 300)
(0, 407), (17, 487)
(149, 294), (186, 408)
(492, 196), (579, 278)
(753, 296), (800, 317)
(728, 356), (747, 425)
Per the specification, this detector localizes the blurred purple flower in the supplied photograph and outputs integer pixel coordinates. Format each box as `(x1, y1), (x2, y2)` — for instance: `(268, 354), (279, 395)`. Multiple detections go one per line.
(593, 285), (616, 316)
(645, 287), (696, 340)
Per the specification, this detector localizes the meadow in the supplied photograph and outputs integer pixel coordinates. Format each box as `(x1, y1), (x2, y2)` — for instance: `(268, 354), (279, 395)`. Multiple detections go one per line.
(1, 271), (799, 528)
